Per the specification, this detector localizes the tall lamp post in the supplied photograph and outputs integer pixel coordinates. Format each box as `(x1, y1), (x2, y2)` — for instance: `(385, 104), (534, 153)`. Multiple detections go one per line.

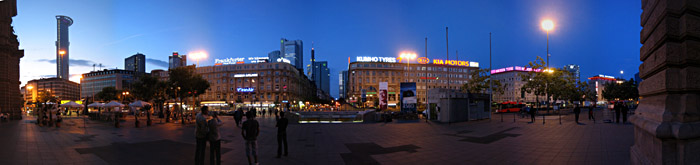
(190, 51), (208, 67)
(541, 19), (554, 124)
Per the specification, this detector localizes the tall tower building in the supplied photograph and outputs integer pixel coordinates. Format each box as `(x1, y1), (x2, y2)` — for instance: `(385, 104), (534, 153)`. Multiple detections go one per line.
(0, 0), (25, 120)
(125, 53), (146, 74)
(169, 52), (187, 69)
(339, 70), (348, 99)
(561, 64), (580, 81)
(280, 38), (303, 70)
(55, 15), (73, 80)
(312, 61), (330, 94)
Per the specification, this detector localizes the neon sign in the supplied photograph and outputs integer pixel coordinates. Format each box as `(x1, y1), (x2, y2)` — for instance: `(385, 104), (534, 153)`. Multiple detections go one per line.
(491, 66), (543, 74)
(215, 57), (244, 65)
(432, 59), (475, 67)
(356, 56), (397, 63)
(417, 57), (429, 64)
(236, 87), (254, 92)
(233, 74), (258, 77)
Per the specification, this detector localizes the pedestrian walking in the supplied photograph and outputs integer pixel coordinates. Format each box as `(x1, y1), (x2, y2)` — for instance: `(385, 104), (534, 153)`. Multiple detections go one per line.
(234, 108), (243, 127)
(588, 106), (595, 122)
(528, 105), (536, 123)
(622, 103), (629, 124)
(276, 112), (289, 158)
(242, 109), (260, 165)
(194, 106), (209, 165)
(208, 112), (224, 165)
(573, 104), (581, 124)
(614, 102), (621, 123)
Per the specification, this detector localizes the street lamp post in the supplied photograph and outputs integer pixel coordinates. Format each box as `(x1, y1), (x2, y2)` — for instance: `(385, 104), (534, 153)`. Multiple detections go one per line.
(541, 19), (554, 125)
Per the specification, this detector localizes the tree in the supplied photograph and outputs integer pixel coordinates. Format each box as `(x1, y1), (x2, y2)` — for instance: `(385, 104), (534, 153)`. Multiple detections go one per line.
(131, 74), (162, 126)
(95, 87), (119, 102)
(167, 67), (210, 124)
(602, 78), (639, 101)
(462, 68), (504, 94)
(520, 56), (549, 110)
(36, 90), (58, 126)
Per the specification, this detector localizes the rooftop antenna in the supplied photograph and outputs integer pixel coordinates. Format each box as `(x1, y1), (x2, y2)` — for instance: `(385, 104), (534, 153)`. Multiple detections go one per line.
(93, 64), (96, 71)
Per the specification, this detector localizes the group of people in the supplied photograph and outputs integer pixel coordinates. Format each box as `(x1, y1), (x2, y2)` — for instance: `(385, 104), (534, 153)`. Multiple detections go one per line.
(194, 106), (289, 165)
(613, 102), (630, 124)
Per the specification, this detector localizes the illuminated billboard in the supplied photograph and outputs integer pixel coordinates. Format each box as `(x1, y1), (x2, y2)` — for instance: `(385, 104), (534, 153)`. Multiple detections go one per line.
(355, 56), (479, 67)
(490, 66), (543, 74)
(236, 87), (254, 92)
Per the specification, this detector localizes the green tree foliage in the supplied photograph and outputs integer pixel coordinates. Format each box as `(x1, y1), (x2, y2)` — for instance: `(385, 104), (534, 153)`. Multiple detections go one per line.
(602, 78), (639, 101)
(132, 74), (160, 102)
(95, 87), (120, 102)
(167, 67), (210, 99)
(462, 68), (504, 94)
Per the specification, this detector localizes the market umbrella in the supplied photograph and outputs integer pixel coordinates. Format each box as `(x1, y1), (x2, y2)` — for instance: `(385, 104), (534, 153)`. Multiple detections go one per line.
(60, 101), (84, 108)
(129, 100), (151, 107)
(88, 102), (104, 108)
(104, 101), (125, 108)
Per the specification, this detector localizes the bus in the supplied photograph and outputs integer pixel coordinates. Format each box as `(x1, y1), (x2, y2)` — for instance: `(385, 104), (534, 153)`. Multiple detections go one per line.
(495, 101), (525, 113)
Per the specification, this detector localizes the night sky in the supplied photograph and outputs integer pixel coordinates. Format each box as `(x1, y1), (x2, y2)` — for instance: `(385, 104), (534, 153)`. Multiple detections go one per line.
(15, 0), (642, 98)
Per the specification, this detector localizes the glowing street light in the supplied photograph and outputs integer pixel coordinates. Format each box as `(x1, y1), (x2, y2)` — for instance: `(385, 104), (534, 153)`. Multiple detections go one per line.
(541, 19), (555, 67)
(58, 50), (66, 55)
(400, 52), (418, 68)
(189, 51), (208, 66)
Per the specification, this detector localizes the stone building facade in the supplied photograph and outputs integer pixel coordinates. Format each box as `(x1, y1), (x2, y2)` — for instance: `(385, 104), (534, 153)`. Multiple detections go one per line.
(0, 0), (23, 120)
(631, 0), (700, 164)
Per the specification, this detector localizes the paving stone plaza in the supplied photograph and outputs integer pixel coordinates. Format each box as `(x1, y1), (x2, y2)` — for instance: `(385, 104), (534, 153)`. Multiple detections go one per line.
(0, 109), (633, 165)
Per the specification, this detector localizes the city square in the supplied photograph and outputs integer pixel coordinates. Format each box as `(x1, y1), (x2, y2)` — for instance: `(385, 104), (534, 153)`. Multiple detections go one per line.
(1, 0), (699, 164)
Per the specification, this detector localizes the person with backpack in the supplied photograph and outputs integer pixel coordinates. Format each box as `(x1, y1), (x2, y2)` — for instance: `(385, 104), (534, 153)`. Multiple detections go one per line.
(194, 106), (209, 165)
(208, 112), (224, 165)
(276, 112), (289, 158)
(242, 108), (260, 165)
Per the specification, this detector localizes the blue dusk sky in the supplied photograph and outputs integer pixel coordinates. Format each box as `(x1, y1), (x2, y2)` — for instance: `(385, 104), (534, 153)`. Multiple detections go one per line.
(14, 0), (641, 98)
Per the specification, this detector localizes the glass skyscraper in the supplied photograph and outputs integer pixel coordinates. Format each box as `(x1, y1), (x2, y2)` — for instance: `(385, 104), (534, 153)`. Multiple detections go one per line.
(56, 15), (73, 80)
(280, 38), (303, 70)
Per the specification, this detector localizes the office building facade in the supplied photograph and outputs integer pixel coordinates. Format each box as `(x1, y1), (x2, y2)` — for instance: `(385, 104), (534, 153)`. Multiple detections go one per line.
(125, 53), (146, 74)
(23, 78), (80, 102)
(307, 61), (330, 94)
(346, 57), (479, 107)
(490, 66), (543, 103)
(80, 69), (136, 98)
(280, 38), (303, 70)
(339, 70), (348, 99)
(55, 15), (73, 80)
(561, 64), (581, 81)
(195, 62), (316, 107)
(169, 52), (187, 69)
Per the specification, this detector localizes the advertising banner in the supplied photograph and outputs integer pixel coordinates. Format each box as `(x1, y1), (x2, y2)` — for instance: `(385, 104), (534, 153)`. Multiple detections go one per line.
(400, 82), (417, 112)
(379, 82), (388, 111)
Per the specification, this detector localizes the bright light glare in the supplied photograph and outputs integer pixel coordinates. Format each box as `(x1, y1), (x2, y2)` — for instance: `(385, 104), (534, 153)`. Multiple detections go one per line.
(541, 20), (554, 31)
(59, 50), (66, 55)
(27, 86), (33, 90)
(189, 51), (208, 60)
(399, 52), (417, 60)
(69, 75), (82, 83)
(620, 70), (624, 74)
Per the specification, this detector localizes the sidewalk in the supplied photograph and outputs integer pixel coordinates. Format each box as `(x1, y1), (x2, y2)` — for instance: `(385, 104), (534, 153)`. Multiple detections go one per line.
(0, 111), (633, 165)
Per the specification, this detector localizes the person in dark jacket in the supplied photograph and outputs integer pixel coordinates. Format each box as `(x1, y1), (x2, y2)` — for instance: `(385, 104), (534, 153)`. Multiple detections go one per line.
(588, 106), (595, 122)
(276, 112), (289, 158)
(208, 113), (224, 165)
(573, 104), (581, 124)
(194, 106), (209, 165)
(621, 103), (629, 124)
(233, 108), (243, 127)
(242, 109), (260, 165)
(614, 102), (621, 123)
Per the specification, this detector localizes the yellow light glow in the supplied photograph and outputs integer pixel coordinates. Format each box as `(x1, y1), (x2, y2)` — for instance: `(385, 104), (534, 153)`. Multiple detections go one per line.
(69, 75), (83, 83)
(189, 51), (208, 60)
(59, 50), (66, 55)
(27, 86), (33, 90)
(541, 20), (554, 31)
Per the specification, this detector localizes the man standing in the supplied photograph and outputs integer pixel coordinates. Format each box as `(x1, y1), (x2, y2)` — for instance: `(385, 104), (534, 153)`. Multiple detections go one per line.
(588, 105), (595, 122)
(276, 112), (289, 158)
(233, 108), (242, 127)
(208, 113), (224, 165)
(614, 102), (621, 123)
(194, 106), (209, 165)
(528, 105), (536, 123)
(621, 103), (629, 124)
(242, 109), (260, 165)
(573, 104), (581, 124)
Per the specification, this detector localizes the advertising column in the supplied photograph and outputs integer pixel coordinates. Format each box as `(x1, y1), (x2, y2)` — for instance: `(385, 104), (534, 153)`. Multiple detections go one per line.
(400, 82), (417, 113)
(378, 82), (388, 111)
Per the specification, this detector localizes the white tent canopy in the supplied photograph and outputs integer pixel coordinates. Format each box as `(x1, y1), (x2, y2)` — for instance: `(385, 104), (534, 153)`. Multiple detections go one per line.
(104, 101), (125, 108)
(129, 100), (151, 107)
(88, 102), (105, 108)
